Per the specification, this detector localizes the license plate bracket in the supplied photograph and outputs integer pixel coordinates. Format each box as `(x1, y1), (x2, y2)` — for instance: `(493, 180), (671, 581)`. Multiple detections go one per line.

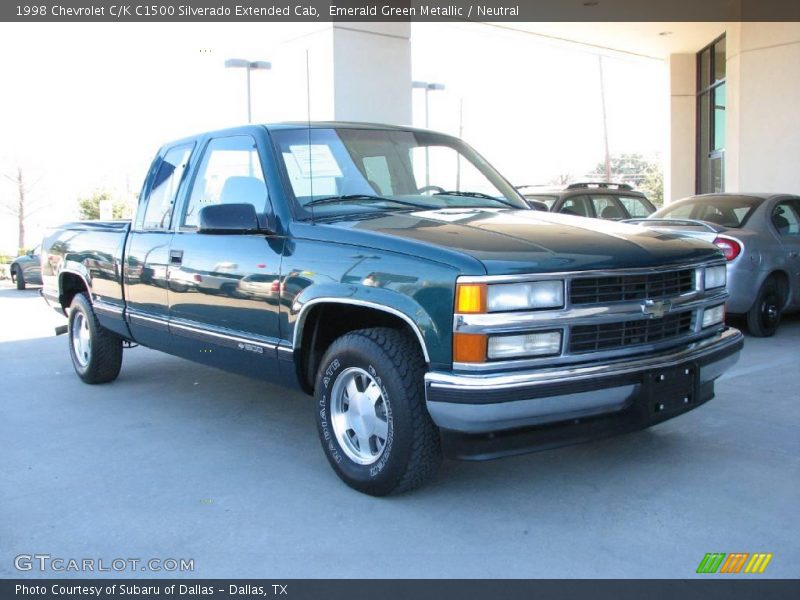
(644, 362), (698, 417)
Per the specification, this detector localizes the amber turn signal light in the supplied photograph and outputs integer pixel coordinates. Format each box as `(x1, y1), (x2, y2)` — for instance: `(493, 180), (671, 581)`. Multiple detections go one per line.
(453, 333), (487, 363)
(455, 283), (487, 314)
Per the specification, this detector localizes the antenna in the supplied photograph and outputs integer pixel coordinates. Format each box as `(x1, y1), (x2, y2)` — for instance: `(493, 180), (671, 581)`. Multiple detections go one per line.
(306, 49), (314, 224)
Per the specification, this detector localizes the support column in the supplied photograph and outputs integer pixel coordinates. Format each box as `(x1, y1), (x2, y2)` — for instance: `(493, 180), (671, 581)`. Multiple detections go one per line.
(270, 23), (412, 125)
(666, 53), (696, 203)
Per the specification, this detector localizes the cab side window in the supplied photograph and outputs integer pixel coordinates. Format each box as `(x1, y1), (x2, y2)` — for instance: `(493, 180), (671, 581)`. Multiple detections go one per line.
(618, 196), (652, 218)
(772, 201), (800, 236)
(590, 195), (625, 220)
(560, 195), (592, 217)
(140, 145), (193, 230)
(182, 136), (268, 228)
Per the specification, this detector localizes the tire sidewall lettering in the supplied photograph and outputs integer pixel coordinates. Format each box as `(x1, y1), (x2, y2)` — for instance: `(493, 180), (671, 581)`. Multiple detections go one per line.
(366, 363), (393, 477)
(318, 355), (394, 479)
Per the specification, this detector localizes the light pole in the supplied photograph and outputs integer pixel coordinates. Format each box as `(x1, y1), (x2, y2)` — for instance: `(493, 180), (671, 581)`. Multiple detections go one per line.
(412, 80), (446, 128)
(412, 81), (446, 187)
(224, 58), (272, 123)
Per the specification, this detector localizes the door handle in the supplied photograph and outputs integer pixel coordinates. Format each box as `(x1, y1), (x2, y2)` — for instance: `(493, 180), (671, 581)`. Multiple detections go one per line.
(169, 249), (184, 264)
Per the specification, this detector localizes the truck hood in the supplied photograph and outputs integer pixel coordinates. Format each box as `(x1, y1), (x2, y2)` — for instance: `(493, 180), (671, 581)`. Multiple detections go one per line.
(317, 208), (722, 275)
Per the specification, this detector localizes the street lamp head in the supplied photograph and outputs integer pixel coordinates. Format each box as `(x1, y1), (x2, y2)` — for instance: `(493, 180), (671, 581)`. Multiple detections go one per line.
(412, 80), (445, 91)
(224, 58), (251, 69)
(249, 61), (272, 71)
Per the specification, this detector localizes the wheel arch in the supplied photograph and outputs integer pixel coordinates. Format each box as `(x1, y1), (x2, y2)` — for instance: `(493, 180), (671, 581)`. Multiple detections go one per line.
(292, 297), (433, 394)
(58, 270), (91, 312)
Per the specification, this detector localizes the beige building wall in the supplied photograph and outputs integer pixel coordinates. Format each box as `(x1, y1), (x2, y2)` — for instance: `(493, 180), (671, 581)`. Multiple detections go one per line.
(669, 23), (800, 201)
(728, 23), (800, 193)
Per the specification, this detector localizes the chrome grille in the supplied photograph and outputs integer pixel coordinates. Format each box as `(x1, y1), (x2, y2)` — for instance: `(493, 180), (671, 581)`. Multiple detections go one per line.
(569, 269), (695, 305)
(568, 312), (693, 354)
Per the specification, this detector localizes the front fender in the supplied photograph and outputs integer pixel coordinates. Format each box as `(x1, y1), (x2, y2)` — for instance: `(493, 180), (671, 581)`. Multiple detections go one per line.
(291, 282), (445, 365)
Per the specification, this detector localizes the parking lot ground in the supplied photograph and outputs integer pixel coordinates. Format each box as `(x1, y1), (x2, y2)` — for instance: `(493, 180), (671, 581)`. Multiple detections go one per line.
(1, 281), (798, 578)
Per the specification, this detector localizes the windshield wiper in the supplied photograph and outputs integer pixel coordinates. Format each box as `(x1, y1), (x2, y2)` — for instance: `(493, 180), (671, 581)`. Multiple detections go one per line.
(304, 194), (433, 210)
(433, 190), (519, 209)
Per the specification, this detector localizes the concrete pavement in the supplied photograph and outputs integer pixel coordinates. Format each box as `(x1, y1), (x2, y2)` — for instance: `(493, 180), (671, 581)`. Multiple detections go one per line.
(1, 282), (798, 578)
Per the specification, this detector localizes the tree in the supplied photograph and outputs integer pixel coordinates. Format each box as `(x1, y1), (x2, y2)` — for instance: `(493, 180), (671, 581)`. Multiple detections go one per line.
(549, 172), (574, 186)
(77, 190), (132, 220)
(1, 168), (46, 254)
(588, 153), (664, 207)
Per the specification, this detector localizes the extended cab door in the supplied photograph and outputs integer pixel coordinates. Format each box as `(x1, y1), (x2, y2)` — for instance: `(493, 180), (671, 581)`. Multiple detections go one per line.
(166, 133), (284, 380)
(125, 143), (194, 349)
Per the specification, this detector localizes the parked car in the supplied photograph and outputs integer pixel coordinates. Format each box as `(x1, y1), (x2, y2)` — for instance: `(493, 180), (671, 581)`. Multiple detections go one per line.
(519, 182), (656, 220)
(10, 245), (42, 290)
(40, 123), (742, 495)
(627, 193), (800, 336)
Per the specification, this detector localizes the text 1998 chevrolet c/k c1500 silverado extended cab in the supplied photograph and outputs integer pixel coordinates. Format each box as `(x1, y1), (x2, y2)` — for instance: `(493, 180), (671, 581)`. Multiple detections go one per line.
(41, 123), (743, 495)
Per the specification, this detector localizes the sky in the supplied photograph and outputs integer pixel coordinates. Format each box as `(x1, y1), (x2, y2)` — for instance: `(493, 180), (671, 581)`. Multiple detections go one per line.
(0, 22), (667, 254)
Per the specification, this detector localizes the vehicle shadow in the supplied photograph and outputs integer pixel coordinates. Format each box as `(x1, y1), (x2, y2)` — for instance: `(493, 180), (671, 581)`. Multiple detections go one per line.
(2, 332), (706, 506)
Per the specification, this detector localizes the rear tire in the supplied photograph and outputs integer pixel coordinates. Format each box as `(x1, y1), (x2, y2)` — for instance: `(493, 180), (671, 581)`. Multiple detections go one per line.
(68, 292), (123, 384)
(315, 327), (441, 496)
(13, 267), (26, 290)
(746, 277), (783, 337)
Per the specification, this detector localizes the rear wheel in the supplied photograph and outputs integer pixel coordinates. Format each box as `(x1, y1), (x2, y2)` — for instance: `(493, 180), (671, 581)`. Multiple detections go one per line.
(314, 327), (441, 496)
(68, 292), (123, 383)
(13, 266), (26, 290)
(746, 277), (783, 337)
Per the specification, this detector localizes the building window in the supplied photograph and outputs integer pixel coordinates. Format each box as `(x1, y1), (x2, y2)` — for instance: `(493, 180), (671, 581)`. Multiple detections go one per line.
(697, 34), (726, 193)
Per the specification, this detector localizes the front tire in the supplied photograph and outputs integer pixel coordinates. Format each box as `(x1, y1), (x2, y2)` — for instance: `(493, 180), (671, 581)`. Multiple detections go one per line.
(315, 327), (441, 496)
(746, 278), (783, 337)
(13, 266), (26, 290)
(68, 292), (123, 384)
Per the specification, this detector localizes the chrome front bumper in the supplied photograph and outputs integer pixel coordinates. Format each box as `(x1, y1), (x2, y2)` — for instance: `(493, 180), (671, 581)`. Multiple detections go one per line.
(425, 327), (743, 434)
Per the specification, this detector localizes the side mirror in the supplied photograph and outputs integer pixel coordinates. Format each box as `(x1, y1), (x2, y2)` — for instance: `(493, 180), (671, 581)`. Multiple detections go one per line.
(198, 203), (261, 234)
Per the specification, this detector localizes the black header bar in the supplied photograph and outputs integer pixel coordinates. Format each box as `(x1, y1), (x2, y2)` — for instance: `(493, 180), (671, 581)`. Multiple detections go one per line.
(2, 579), (800, 600)
(3, 0), (800, 22)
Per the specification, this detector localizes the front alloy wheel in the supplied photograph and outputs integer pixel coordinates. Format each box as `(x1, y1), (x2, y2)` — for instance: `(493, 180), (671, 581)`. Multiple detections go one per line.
(315, 327), (441, 496)
(330, 367), (390, 465)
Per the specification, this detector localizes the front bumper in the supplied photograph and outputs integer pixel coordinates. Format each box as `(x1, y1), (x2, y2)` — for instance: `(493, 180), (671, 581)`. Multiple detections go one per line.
(425, 327), (743, 459)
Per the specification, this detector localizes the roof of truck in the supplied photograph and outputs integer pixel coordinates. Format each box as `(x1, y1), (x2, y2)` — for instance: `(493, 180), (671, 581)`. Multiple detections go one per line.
(159, 122), (457, 150)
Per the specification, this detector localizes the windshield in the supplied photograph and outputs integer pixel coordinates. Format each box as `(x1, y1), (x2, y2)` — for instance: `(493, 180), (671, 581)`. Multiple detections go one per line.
(270, 127), (529, 218)
(653, 196), (761, 228)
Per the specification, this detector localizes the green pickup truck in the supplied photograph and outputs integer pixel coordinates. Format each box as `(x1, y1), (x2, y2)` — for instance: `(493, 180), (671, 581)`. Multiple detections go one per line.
(41, 123), (743, 495)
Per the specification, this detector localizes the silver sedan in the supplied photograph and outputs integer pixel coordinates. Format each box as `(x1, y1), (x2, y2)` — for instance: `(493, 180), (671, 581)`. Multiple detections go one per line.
(627, 193), (800, 336)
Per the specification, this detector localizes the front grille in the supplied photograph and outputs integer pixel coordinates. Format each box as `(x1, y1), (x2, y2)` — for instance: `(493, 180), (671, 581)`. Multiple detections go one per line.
(570, 269), (695, 305)
(568, 311), (693, 354)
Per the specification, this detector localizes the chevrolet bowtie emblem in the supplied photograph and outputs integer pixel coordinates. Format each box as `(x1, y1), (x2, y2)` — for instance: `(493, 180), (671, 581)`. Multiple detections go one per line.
(642, 299), (671, 318)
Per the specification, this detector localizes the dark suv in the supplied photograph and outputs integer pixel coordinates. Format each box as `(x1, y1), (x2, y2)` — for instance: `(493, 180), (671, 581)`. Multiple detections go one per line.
(518, 182), (656, 220)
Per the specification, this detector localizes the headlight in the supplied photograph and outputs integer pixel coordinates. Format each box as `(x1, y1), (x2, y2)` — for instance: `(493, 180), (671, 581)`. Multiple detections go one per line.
(704, 265), (727, 290)
(487, 331), (562, 360)
(702, 304), (726, 328)
(486, 280), (564, 312)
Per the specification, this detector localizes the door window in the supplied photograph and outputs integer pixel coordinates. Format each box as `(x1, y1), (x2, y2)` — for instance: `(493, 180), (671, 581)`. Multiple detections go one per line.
(140, 144), (193, 230)
(618, 196), (652, 218)
(560, 195), (592, 217)
(182, 136), (268, 228)
(589, 195), (625, 220)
